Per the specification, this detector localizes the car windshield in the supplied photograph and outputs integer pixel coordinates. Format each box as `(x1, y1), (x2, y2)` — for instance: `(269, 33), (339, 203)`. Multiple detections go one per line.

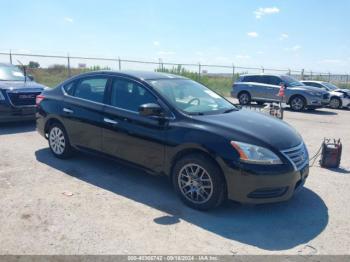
(281, 75), (304, 87)
(0, 64), (26, 81)
(323, 82), (338, 91)
(148, 79), (237, 115)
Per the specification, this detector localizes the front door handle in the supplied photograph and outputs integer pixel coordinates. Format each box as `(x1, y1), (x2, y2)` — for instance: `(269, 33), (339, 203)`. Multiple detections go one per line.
(104, 117), (118, 125)
(63, 108), (74, 114)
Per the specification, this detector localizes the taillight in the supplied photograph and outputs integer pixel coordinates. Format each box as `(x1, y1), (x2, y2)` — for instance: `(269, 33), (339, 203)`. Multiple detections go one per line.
(36, 94), (45, 106)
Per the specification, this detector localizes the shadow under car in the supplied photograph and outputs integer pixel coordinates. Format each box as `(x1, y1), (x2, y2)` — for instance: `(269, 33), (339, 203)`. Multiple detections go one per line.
(35, 148), (329, 251)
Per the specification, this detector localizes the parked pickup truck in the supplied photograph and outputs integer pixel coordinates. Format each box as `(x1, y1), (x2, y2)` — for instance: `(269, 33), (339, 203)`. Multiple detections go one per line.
(0, 63), (46, 122)
(231, 74), (330, 111)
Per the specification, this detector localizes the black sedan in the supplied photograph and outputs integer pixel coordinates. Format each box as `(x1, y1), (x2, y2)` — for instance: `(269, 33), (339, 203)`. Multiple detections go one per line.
(36, 71), (309, 210)
(0, 63), (46, 122)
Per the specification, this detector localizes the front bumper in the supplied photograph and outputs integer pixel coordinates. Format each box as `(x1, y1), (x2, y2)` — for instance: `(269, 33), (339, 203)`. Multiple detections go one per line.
(223, 163), (309, 204)
(341, 97), (350, 108)
(0, 103), (36, 122)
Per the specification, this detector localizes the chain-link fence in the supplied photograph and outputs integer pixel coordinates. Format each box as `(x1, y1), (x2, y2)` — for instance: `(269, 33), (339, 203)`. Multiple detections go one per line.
(1, 51), (349, 96)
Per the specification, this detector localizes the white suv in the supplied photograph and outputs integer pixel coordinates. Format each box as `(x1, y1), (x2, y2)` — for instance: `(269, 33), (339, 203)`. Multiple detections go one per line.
(301, 81), (350, 109)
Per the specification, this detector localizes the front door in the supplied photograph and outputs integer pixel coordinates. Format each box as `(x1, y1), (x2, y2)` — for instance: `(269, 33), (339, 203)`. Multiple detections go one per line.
(102, 77), (167, 172)
(260, 75), (281, 101)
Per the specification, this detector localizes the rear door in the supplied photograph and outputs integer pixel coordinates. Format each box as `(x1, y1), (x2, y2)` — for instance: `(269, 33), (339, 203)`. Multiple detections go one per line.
(248, 75), (271, 100)
(101, 77), (167, 172)
(241, 75), (261, 99)
(62, 75), (109, 152)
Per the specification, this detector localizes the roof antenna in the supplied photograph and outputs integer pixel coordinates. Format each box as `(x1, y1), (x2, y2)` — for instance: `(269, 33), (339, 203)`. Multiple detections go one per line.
(16, 60), (27, 83)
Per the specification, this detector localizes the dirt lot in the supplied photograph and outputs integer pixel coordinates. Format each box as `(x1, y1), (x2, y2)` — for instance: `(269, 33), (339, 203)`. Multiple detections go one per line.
(0, 106), (349, 255)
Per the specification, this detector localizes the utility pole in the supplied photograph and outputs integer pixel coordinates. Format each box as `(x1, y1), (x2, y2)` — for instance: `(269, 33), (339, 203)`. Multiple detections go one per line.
(9, 50), (13, 64)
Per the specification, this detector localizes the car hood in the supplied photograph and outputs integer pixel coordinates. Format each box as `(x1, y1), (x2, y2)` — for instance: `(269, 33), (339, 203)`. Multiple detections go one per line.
(195, 109), (302, 150)
(0, 80), (46, 91)
(290, 85), (328, 93)
(335, 89), (350, 94)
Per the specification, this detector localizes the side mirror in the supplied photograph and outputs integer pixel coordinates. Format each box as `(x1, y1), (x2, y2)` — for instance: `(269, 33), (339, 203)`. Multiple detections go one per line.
(139, 103), (163, 117)
(279, 82), (287, 88)
(27, 74), (34, 81)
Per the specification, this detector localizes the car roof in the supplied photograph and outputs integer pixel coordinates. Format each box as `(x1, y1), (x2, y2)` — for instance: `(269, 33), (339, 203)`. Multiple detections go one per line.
(300, 80), (324, 83)
(240, 73), (286, 78)
(0, 63), (16, 67)
(72, 70), (187, 81)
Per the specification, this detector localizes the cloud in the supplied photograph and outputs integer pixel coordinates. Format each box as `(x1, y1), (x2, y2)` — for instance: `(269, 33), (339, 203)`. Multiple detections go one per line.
(153, 41), (160, 47)
(256, 51), (264, 55)
(64, 17), (74, 23)
(157, 51), (175, 56)
(254, 7), (280, 19)
(247, 32), (258, 38)
(279, 33), (289, 40)
(236, 54), (251, 59)
(285, 45), (301, 52)
(320, 59), (343, 64)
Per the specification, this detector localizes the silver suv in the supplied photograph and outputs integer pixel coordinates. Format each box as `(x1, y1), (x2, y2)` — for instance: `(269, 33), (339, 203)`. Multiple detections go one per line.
(231, 74), (330, 111)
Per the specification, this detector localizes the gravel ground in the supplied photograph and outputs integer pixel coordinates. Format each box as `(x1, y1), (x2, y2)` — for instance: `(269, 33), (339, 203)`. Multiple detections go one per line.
(0, 105), (349, 255)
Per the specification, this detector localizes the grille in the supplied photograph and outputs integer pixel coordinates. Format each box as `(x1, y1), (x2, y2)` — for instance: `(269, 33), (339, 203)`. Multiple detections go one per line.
(247, 187), (288, 199)
(281, 143), (309, 171)
(323, 93), (329, 99)
(7, 92), (41, 106)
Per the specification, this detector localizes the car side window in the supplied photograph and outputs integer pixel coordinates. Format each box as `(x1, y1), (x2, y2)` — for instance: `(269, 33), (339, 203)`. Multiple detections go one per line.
(270, 76), (282, 86)
(110, 78), (158, 112)
(74, 77), (108, 103)
(254, 76), (263, 83)
(242, 76), (259, 83)
(260, 76), (280, 85)
(303, 82), (320, 88)
(63, 81), (75, 95)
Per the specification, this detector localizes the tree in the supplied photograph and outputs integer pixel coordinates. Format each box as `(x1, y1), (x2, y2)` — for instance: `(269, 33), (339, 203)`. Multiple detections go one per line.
(28, 61), (40, 68)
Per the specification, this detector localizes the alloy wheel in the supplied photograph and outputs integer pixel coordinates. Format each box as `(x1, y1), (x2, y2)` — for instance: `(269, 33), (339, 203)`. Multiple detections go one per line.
(49, 127), (66, 155)
(239, 93), (250, 104)
(291, 97), (304, 111)
(178, 163), (213, 204)
(329, 98), (340, 109)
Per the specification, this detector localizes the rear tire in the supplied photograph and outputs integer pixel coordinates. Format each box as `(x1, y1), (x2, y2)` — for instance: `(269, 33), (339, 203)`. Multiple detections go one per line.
(48, 123), (73, 159)
(290, 96), (306, 111)
(329, 97), (342, 109)
(172, 154), (226, 210)
(238, 92), (251, 105)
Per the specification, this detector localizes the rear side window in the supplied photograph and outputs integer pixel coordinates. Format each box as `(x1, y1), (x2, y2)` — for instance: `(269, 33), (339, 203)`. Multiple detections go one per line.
(242, 76), (261, 83)
(63, 81), (75, 95)
(74, 77), (108, 103)
(304, 82), (322, 88)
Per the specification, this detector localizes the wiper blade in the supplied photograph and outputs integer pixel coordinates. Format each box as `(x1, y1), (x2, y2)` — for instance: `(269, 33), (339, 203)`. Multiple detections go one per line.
(223, 108), (237, 113)
(188, 112), (204, 116)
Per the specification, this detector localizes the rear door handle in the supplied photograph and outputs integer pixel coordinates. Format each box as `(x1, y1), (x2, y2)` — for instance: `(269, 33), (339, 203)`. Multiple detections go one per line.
(63, 108), (74, 114)
(104, 117), (118, 125)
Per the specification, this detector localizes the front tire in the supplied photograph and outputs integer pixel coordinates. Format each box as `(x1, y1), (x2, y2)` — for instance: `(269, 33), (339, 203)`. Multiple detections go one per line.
(329, 97), (342, 109)
(172, 154), (225, 210)
(290, 96), (306, 111)
(48, 123), (73, 159)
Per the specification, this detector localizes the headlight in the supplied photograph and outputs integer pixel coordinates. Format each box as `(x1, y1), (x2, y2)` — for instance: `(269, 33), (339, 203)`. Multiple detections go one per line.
(0, 91), (5, 101)
(231, 141), (282, 165)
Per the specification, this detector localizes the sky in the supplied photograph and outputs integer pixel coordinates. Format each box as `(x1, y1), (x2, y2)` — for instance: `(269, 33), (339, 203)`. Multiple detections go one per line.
(1, 0), (350, 73)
